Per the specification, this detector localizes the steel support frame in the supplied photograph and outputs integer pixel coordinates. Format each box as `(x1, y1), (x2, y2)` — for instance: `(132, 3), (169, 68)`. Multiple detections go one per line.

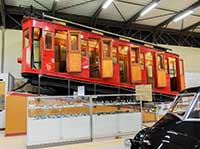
(3, 5), (200, 48)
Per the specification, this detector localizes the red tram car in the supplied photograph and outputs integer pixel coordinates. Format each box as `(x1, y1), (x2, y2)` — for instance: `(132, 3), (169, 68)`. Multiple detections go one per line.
(18, 16), (185, 98)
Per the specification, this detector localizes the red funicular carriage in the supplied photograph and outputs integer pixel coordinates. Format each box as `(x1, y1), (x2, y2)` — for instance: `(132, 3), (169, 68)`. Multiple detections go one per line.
(18, 15), (185, 100)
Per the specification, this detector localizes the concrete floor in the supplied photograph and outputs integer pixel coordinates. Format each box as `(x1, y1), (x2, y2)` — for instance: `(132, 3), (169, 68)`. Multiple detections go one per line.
(0, 131), (127, 149)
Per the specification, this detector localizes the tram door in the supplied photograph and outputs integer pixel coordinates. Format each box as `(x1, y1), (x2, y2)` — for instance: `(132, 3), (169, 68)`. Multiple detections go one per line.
(89, 38), (100, 78)
(156, 52), (167, 87)
(119, 46), (129, 83)
(130, 46), (142, 83)
(68, 31), (81, 72)
(54, 30), (67, 72)
(169, 57), (178, 91)
(101, 38), (113, 78)
(145, 52), (154, 86)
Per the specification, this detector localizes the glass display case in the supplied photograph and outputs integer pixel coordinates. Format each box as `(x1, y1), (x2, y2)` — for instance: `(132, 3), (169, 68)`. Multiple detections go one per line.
(27, 94), (142, 148)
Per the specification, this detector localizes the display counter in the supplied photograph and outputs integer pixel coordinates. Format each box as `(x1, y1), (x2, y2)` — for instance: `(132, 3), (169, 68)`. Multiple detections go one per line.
(27, 94), (142, 148)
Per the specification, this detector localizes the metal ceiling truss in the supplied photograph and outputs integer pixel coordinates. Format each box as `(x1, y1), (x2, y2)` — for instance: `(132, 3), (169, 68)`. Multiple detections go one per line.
(51, 0), (58, 16)
(156, 1), (200, 29)
(90, 0), (105, 27)
(126, 0), (160, 26)
(2, 3), (200, 48)
(56, 0), (97, 12)
(183, 21), (200, 32)
(113, 1), (126, 22)
(33, 0), (50, 11)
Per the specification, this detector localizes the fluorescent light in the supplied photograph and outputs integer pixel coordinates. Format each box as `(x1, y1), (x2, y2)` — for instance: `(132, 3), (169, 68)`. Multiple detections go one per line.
(173, 10), (193, 22)
(102, 0), (114, 9)
(140, 2), (158, 16)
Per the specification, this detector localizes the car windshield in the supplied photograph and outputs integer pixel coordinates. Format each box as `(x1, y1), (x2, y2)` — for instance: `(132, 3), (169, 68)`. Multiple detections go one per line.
(169, 93), (196, 119)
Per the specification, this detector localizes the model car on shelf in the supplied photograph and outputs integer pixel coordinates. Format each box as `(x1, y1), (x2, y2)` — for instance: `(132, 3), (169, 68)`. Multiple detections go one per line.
(125, 86), (200, 149)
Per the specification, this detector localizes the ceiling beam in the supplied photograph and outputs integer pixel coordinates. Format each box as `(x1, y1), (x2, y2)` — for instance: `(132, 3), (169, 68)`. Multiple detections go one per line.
(33, 0), (50, 11)
(113, 1), (126, 22)
(56, 0), (96, 12)
(90, 0), (105, 26)
(5, 5), (200, 38)
(183, 21), (200, 32)
(51, 0), (58, 16)
(126, 0), (160, 27)
(156, 1), (200, 29)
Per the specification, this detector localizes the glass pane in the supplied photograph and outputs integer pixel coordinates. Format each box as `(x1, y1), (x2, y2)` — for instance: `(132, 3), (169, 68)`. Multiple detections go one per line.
(71, 34), (78, 51)
(24, 28), (29, 48)
(55, 45), (60, 62)
(119, 46), (128, 83)
(103, 41), (110, 58)
(45, 32), (52, 49)
(157, 54), (164, 70)
(55, 30), (67, 72)
(140, 53), (144, 69)
(188, 96), (200, 119)
(32, 28), (42, 69)
(170, 93), (195, 118)
(145, 52), (153, 78)
(169, 58), (177, 77)
(131, 48), (136, 64)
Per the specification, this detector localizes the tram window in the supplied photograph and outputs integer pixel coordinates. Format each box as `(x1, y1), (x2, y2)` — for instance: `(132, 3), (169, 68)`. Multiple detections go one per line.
(103, 41), (110, 58)
(131, 48), (136, 64)
(81, 40), (87, 56)
(145, 52), (153, 78)
(157, 54), (164, 70)
(169, 58), (177, 77)
(45, 31), (52, 49)
(24, 28), (29, 48)
(54, 30), (67, 72)
(55, 45), (60, 62)
(140, 53), (144, 69)
(112, 46), (117, 64)
(32, 27), (42, 69)
(70, 34), (78, 51)
(119, 46), (128, 83)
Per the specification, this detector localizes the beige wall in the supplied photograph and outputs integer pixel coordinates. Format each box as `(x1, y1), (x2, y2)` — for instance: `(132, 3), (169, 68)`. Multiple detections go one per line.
(4, 29), (22, 78)
(0, 29), (22, 79)
(159, 44), (200, 73)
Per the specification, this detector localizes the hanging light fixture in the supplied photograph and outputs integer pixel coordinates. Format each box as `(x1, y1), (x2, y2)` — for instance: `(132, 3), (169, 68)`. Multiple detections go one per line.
(140, 2), (158, 16)
(173, 10), (193, 22)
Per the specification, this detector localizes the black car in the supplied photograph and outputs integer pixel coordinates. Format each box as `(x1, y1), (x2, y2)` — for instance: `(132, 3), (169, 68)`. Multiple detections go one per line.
(125, 86), (200, 149)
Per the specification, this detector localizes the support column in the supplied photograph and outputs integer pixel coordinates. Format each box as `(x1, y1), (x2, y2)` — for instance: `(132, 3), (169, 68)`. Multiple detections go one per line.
(1, 0), (6, 73)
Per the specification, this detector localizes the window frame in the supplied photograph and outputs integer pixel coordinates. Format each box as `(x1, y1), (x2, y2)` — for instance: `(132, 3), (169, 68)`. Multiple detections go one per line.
(157, 53), (165, 70)
(31, 27), (42, 69)
(69, 31), (81, 53)
(102, 38), (112, 59)
(184, 93), (200, 121)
